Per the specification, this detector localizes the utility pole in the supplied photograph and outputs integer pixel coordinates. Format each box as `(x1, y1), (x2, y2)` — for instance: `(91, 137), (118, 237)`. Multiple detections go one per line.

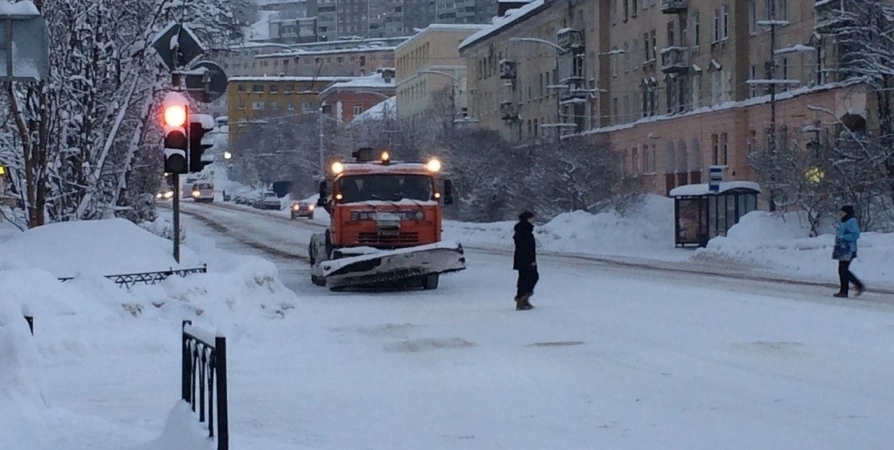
(767, 0), (778, 211)
(318, 106), (325, 178)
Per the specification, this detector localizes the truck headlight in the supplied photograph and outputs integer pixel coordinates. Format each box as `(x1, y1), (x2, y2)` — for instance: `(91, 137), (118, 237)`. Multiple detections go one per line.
(164, 191), (174, 199)
(192, 191), (200, 197)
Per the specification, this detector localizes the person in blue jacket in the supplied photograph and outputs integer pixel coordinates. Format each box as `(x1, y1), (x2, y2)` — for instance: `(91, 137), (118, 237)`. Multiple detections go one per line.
(832, 205), (865, 298)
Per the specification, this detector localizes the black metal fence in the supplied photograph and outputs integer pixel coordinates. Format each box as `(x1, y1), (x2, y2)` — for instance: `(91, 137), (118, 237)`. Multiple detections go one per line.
(24, 315), (33, 335)
(181, 320), (228, 450)
(59, 265), (207, 288)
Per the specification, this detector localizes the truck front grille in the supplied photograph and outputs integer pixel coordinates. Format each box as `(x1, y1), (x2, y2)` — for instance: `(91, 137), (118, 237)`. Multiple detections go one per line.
(357, 231), (420, 245)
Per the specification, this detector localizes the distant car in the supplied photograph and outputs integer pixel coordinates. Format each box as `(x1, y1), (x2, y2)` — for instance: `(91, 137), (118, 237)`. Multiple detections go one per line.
(290, 201), (315, 219)
(155, 190), (174, 201)
(260, 191), (282, 210)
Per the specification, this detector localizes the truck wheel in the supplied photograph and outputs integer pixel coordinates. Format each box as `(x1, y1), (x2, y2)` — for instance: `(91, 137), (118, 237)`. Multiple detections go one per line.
(422, 274), (440, 290)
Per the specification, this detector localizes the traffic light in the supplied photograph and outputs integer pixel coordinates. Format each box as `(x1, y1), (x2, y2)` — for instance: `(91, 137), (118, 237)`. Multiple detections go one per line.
(188, 114), (214, 173)
(163, 101), (189, 174)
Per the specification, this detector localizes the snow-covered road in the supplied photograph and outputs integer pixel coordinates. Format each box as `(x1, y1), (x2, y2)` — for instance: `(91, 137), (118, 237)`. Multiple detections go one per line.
(110, 202), (894, 449)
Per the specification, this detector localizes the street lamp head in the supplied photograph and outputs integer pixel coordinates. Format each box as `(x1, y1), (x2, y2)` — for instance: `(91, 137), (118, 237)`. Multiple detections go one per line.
(223, 151), (232, 160)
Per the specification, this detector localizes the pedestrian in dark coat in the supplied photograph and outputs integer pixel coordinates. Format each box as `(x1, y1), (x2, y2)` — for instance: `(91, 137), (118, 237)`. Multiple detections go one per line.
(513, 211), (538, 310)
(832, 205), (865, 298)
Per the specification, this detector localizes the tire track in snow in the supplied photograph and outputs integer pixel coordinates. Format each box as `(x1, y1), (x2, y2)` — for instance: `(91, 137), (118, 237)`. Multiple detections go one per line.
(183, 202), (894, 297)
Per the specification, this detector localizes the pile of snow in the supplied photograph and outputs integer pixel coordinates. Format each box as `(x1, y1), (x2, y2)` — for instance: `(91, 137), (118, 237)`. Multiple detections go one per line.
(445, 195), (684, 260)
(694, 211), (894, 285)
(0, 219), (202, 278)
(129, 402), (214, 450)
(0, 298), (48, 450)
(139, 216), (187, 243)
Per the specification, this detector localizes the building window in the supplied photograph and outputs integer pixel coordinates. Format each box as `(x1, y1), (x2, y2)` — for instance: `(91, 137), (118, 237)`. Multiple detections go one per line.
(238, 84), (245, 92)
(631, 0), (637, 17)
(624, 42), (630, 71)
(270, 101), (278, 111)
(749, 65), (757, 97)
(632, 147), (639, 175)
(748, 0), (756, 34)
(643, 145), (650, 173)
(781, 57), (790, 91)
(722, 5), (730, 40)
(288, 102), (295, 110)
(238, 99), (245, 110)
(252, 85), (264, 93)
(651, 30), (657, 61)
(713, 9), (721, 42)
(270, 85), (278, 93)
(623, 0), (629, 21)
(693, 13), (700, 47)
(252, 101), (264, 110)
(711, 134), (719, 164)
(302, 101), (312, 111)
(643, 33), (651, 62)
(353, 104), (363, 115)
(720, 132), (729, 165)
(778, 0), (788, 21)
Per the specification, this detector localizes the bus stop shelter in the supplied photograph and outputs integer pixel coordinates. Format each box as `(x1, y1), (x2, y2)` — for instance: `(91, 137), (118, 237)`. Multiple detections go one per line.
(669, 181), (760, 247)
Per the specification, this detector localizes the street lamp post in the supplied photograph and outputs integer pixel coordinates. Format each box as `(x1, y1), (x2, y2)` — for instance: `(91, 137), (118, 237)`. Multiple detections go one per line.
(508, 37), (567, 142)
(417, 69), (463, 124)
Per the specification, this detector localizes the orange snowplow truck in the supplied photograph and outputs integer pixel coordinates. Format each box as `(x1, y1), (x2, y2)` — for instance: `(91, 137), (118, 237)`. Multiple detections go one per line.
(308, 148), (466, 290)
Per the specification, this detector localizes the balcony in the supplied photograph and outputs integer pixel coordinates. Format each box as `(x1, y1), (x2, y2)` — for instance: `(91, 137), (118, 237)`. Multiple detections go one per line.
(559, 77), (587, 101)
(660, 0), (687, 14)
(500, 101), (519, 121)
(659, 47), (689, 74)
(557, 28), (583, 50)
(499, 60), (517, 79)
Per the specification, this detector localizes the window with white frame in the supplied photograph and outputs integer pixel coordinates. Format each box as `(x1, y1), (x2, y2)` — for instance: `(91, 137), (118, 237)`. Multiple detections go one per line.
(748, 0), (756, 34)
(252, 101), (264, 110)
(693, 13), (700, 46)
(713, 9), (721, 42)
(720, 132), (729, 165)
(722, 5), (730, 40)
(353, 104), (363, 115)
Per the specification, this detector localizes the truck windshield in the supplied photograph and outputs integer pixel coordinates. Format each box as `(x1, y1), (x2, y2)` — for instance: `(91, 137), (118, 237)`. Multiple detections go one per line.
(337, 174), (433, 203)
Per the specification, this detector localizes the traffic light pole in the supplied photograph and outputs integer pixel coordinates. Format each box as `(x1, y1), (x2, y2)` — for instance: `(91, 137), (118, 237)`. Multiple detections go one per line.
(173, 173), (181, 263)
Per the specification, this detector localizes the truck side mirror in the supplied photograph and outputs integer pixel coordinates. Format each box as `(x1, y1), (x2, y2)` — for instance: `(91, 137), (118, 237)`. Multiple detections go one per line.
(317, 181), (327, 207)
(443, 179), (454, 205)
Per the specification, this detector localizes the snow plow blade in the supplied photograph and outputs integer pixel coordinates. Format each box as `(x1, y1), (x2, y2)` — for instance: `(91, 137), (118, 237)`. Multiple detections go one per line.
(320, 241), (466, 289)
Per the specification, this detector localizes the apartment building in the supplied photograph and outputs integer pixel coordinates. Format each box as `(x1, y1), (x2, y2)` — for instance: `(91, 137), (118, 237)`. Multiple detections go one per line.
(250, 38), (404, 77)
(462, 0), (868, 196)
(307, 0), (497, 41)
(201, 43), (294, 117)
(459, 0), (596, 143)
(319, 70), (397, 123)
(226, 76), (348, 142)
(395, 24), (488, 123)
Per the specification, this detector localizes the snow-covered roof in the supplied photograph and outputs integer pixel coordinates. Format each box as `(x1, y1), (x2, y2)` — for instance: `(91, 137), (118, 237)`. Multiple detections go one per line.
(396, 24), (491, 53)
(257, 46), (396, 58)
(229, 76), (347, 82)
(459, 0), (545, 52)
(247, 11), (280, 41)
(669, 181), (761, 197)
(0, 0), (39, 15)
(320, 74), (395, 96)
(350, 97), (397, 124)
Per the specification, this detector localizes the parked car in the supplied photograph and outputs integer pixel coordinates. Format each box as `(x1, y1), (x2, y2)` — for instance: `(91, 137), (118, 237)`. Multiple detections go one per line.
(290, 200), (315, 219)
(259, 191), (282, 210)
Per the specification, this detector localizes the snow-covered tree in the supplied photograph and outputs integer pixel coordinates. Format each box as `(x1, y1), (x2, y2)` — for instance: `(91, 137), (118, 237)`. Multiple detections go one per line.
(816, 0), (894, 201)
(0, 0), (249, 228)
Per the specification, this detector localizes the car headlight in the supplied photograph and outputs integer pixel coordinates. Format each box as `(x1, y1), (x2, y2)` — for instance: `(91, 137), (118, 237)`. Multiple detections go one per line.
(156, 193), (163, 199)
(164, 191), (174, 199)
(308, 204), (315, 210)
(292, 204), (300, 210)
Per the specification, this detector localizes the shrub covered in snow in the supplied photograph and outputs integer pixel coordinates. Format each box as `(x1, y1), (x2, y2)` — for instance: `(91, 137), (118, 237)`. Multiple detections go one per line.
(0, 218), (203, 278)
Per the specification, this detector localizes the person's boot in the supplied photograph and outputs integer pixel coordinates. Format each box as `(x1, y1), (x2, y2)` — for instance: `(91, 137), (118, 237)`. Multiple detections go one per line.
(855, 285), (864, 297)
(833, 291), (848, 298)
(516, 293), (533, 310)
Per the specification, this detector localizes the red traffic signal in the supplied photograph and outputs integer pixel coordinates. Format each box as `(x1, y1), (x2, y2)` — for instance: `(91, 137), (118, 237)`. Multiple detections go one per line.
(164, 104), (187, 127)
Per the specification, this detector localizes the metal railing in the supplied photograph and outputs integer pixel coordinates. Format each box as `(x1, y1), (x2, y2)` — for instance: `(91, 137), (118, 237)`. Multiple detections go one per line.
(59, 265), (207, 288)
(182, 320), (228, 450)
(24, 315), (33, 335)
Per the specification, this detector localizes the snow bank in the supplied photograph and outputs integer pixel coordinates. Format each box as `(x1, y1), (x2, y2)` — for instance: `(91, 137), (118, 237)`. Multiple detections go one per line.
(128, 402), (213, 450)
(695, 211), (894, 285)
(0, 298), (49, 450)
(131, 255), (298, 331)
(0, 218), (203, 278)
(445, 195), (684, 260)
